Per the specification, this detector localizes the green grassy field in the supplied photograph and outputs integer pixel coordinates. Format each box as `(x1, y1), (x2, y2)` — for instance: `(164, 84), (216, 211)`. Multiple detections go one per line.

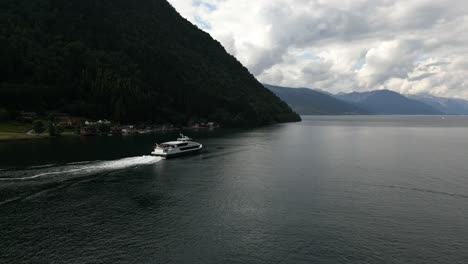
(0, 121), (44, 141)
(0, 132), (36, 141)
(0, 121), (32, 133)
(0, 121), (79, 141)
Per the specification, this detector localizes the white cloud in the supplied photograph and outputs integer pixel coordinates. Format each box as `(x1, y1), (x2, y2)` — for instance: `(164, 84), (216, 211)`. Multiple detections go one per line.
(357, 39), (423, 88)
(168, 0), (468, 99)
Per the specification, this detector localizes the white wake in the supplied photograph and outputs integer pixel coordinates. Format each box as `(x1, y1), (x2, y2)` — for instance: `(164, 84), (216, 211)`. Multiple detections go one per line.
(0, 156), (162, 181)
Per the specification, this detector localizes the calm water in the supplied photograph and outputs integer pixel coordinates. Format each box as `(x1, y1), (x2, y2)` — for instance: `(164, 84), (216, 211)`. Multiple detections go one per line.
(1, 116), (468, 263)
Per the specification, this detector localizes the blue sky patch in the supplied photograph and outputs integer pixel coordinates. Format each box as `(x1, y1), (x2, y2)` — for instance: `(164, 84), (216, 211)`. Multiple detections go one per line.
(193, 0), (217, 12)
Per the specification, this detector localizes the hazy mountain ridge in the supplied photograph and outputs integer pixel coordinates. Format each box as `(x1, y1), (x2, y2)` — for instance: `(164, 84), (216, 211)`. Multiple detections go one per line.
(406, 93), (468, 115)
(335, 90), (443, 115)
(264, 84), (368, 115)
(266, 85), (465, 115)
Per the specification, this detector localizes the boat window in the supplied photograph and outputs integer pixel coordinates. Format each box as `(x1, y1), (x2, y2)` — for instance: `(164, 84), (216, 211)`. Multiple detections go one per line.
(176, 143), (188, 147)
(180, 146), (200, 151)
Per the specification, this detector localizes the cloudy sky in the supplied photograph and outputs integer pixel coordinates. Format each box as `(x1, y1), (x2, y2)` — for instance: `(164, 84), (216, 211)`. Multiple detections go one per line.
(168, 0), (468, 98)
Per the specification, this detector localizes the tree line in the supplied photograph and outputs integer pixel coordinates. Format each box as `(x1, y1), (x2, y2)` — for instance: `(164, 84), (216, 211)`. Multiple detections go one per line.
(0, 0), (300, 127)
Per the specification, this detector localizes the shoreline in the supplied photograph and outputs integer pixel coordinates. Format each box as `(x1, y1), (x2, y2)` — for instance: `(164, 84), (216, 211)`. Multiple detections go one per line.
(0, 128), (212, 143)
(0, 132), (48, 142)
(0, 132), (78, 143)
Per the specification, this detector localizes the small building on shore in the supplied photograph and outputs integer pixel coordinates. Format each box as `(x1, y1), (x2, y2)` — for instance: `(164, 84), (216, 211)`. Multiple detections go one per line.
(19, 112), (37, 122)
(80, 127), (97, 136)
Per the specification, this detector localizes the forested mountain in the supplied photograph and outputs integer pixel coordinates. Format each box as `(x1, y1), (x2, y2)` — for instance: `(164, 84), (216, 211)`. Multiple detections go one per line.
(265, 84), (367, 115)
(0, 0), (300, 126)
(335, 90), (442, 115)
(407, 94), (468, 115)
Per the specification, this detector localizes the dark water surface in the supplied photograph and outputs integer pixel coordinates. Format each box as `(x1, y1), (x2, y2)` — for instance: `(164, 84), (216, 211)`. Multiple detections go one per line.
(1, 116), (468, 263)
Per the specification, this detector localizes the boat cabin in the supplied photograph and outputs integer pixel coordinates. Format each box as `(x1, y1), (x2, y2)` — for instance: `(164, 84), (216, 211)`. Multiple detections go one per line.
(158, 142), (190, 149)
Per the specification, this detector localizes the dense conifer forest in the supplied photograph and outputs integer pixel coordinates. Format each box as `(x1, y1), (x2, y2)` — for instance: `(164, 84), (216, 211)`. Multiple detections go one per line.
(0, 0), (300, 126)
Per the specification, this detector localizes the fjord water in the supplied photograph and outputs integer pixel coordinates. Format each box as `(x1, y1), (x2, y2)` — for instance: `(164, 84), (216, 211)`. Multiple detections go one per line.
(1, 116), (468, 263)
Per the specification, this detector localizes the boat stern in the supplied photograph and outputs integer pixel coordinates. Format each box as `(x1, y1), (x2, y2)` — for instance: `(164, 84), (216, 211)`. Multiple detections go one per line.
(151, 148), (167, 157)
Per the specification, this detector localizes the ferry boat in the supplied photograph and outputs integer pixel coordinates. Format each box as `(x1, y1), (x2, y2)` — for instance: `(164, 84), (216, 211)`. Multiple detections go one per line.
(151, 134), (203, 158)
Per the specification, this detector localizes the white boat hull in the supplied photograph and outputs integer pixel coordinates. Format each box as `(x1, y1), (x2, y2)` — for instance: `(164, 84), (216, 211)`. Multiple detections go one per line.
(151, 144), (203, 158)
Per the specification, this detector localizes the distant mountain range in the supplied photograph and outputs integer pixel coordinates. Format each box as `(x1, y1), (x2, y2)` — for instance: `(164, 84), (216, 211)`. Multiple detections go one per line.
(335, 90), (442, 115)
(265, 84), (468, 115)
(407, 94), (468, 115)
(265, 84), (368, 115)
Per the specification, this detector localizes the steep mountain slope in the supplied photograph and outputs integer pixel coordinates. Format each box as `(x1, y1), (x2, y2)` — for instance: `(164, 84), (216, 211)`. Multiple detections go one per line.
(336, 90), (442, 115)
(265, 84), (368, 115)
(407, 94), (468, 115)
(0, 0), (299, 126)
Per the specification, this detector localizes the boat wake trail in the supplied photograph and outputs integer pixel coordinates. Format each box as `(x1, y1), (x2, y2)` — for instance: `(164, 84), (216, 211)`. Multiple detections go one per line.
(364, 183), (468, 199)
(383, 185), (468, 199)
(0, 156), (162, 181)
